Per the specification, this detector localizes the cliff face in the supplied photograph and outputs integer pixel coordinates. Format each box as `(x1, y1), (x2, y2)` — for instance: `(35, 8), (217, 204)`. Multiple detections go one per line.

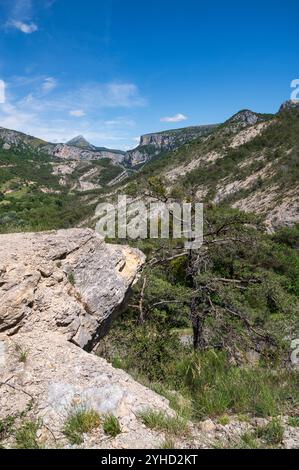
(0, 127), (125, 163)
(125, 125), (217, 167)
(42, 143), (125, 163)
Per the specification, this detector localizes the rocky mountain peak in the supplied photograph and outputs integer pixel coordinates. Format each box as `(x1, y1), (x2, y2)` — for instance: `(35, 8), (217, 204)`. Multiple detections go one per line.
(67, 135), (94, 149)
(228, 109), (261, 125)
(279, 99), (299, 113)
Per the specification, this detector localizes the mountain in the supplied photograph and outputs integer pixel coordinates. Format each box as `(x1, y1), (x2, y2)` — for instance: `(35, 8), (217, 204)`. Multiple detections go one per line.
(67, 134), (126, 158)
(0, 127), (125, 163)
(125, 124), (218, 167)
(1, 124), (218, 168)
(121, 102), (298, 231)
(67, 135), (97, 150)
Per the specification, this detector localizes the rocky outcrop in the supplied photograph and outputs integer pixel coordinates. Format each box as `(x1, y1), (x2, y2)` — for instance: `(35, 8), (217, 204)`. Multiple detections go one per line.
(42, 143), (125, 163)
(227, 109), (263, 126)
(125, 125), (217, 167)
(0, 229), (145, 349)
(0, 228), (178, 448)
(279, 99), (299, 112)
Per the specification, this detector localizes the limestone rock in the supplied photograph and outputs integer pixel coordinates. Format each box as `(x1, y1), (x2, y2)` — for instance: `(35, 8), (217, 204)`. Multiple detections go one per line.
(0, 228), (178, 449)
(228, 109), (261, 126)
(0, 229), (145, 349)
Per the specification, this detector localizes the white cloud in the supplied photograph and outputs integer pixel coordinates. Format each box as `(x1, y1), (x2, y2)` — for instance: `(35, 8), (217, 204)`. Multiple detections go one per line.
(160, 113), (188, 123)
(69, 109), (86, 117)
(9, 20), (38, 34)
(63, 82), (147, 109)
(42, 77), (57, 93)
(0, 77), (144, 149)
(106, 83), (146, 107)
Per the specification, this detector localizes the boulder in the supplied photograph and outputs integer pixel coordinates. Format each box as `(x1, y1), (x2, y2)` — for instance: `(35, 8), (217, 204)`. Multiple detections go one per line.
(0, 229), (145, 349)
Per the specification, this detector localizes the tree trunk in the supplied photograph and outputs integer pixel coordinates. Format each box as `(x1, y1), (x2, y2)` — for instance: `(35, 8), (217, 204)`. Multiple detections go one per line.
(190, 297), (205, 350)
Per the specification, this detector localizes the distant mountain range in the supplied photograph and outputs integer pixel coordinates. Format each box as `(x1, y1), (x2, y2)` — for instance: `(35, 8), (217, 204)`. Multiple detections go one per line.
(0, 123), (219, 168)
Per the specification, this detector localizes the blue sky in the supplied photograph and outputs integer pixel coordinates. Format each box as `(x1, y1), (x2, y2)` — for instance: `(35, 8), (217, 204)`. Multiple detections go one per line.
(0, 0), (298, 149)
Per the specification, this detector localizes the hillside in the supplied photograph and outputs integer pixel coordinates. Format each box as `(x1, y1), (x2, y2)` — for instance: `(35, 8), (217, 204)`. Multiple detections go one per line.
(123, 104), (299, 230)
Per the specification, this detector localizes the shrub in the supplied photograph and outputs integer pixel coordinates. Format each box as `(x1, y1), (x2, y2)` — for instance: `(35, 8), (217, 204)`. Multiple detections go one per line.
(0, 416), (15, 441)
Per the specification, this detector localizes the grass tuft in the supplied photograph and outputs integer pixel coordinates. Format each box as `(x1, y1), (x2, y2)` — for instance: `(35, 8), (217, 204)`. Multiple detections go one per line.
(218, 415), (230, 426)
(103, 414), (122, 437)
(255, 419), (284, 445)
(63, 409), (100, 445)
(138, 409), (189, 437)
(67, 272), (75, 286)
(159, 438), (176, 449)
(15, 420), (40, 449)
(287, 416), (299, 427)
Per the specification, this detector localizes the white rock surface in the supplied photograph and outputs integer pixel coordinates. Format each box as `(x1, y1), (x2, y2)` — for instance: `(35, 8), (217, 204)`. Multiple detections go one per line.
(0, 229), (174, 448)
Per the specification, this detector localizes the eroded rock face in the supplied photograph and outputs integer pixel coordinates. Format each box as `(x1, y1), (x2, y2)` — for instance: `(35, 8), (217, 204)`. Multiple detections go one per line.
(125, 125), (217, 167)
(0, 229), (176, 449)
(0, 229), (145, 349)
(228, 109), (262, 125)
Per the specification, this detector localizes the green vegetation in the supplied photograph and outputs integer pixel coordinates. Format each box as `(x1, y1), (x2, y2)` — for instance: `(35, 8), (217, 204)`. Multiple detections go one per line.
(15, 344), (28, 363)
(103, 414), (122, 437)
(18, 350), (28, 363)
(63, 409), (101, 445)
(138, 409), (189, 437)
(219, 419), (285, 449)
(15, 420), (40, 449)
(67, 272), (76, 286)
(255, 419), (284, 445)
(98, 213), (299, 423)
(231, 432), (262, 449)
(287, 416), (299, 427)
(0, 416), (16, 441)
(218, 415), (230, 426)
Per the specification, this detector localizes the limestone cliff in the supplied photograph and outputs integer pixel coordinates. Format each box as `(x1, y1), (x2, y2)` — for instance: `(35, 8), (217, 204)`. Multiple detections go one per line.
(125, 125), (217, 167)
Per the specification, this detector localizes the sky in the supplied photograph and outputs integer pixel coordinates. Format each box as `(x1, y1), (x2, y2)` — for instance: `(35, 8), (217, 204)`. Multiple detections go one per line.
(0, 0), (298, 149)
